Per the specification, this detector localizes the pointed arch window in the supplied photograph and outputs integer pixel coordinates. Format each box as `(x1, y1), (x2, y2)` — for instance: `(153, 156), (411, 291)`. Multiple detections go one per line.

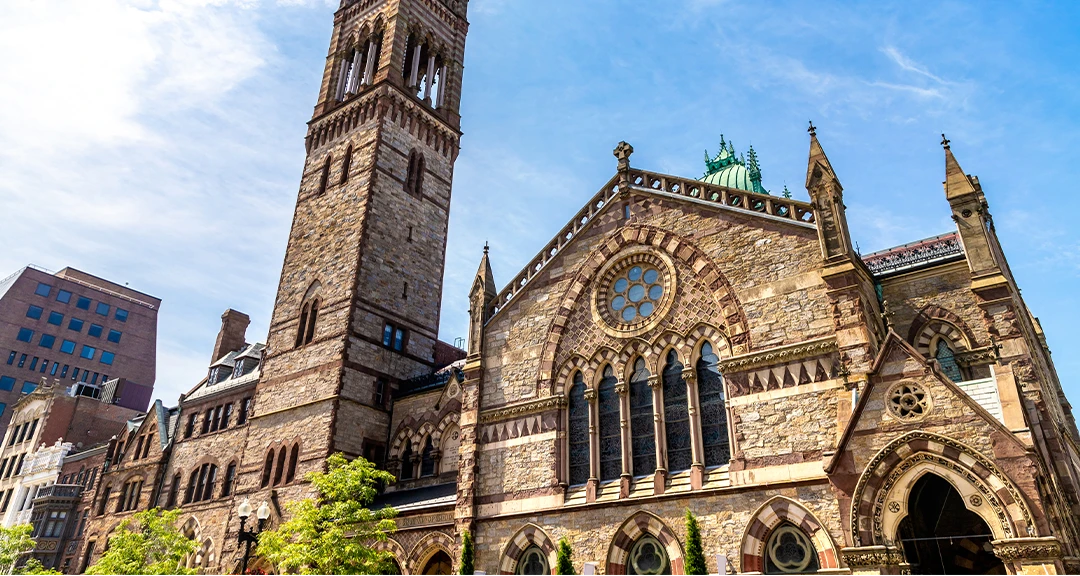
(286, 444), (299, 483)
(399, 442), (414, 481)
(568, 371), (590, 486)
(935, 339), (964, 383)
(697, 342), (731, 467)
(420, 436), (435, 477)
(662, 350), (692, 473)
(629, 358), (655, 477)
(273, 447), (287, 486)
(260, 451), (274, 488)
(295, 298), (320, 348)
(405, 150), (425, 197)
(340, 145), (353, 185)
(318, 155), (332, 195)
(598, 366), (621, 482)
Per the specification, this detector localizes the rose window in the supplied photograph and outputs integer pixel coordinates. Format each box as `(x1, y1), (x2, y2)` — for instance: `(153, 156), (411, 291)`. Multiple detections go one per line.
(626, 536), (669, 575)
(887, 382), (931, 421)
(610, 265), (665, 322)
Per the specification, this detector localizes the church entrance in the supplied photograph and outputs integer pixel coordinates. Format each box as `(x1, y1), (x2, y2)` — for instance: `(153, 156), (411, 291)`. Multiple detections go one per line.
(897, 473), (1006, 574)
(421, 550), (453, 575)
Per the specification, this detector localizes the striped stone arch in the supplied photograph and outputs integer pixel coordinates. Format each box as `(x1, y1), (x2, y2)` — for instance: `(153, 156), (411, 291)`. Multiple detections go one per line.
(739, 497), (840, 573)
(390, 427), (414, 456)
(498, 524), (557, 575)
(413, 421), (437, 445)
(617, 338), (655, 381)
(433, 411), (459, 443)
(850, 430), (1036, 547)
(684, 323), (733, 361)
(553, 355), (590, 397)
(374, 538), (409, 574)
(649, 330), (691, 372)
(606, 511), (685, 575)
(537, 224), (750, 384)
(407, 531), (456, 575)
(907, 305), (979, 356)
(587, 347), (620, 385)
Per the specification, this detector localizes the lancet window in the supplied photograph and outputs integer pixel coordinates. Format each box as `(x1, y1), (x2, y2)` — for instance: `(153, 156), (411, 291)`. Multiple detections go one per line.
(334, 29), (383, 102)
(662, 350), (692, 473)
(568, 371), (590, 486)
(401, 33), (448, 108)
(400, 442), (414, 481)
(420, 436), (436, 477)
(598, 366), (621, 482)
(697, 342), (730, 467)
(405, 149), (425, 197)
(629, 358), (655, 477)
(295, 296), (320, 348)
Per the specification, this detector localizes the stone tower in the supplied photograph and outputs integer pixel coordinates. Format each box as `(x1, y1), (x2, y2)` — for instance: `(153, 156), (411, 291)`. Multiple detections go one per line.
(239, 0), (469, 497)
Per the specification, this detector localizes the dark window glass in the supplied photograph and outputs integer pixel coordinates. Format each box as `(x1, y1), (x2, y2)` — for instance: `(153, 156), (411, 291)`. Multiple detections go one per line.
(374, 379), (386, 407)
(286, 445), (299, 483)
(399, 443), (413, 481)
(100, 352), (115, 366)
(629, 358), (655, 477)
(697, 342), (730, 468)
(49, 362), (58, 376)
(17, 355), (26, 368)
(68, 318), (84, 332)
(238, 397), (251, 425)
(39, 359), (47, 374)
(71, 368), (79, 381)
(60, 365), (68, 378)
(105, 329), (121, 344)
(568, 372), (590, 486)
(95, 303), (109, 316)
(79, 346), (95, 360)
(260, 452), (274, 488)
(88, 324), (103, 338)
(47, 311), (63, 326)
(56, 290), (71, 304)
(60, 340), (75, 354)
(598, 365), (621, 482)
(76, 297), (90, 310)
(222, 463), (236, 496)
(26, 306), (42, 320)
(16, 329), (33, 343)
(5, 352), (13, 366)
(21, 382), (36, 394)
(38, 335), (55, 349)
(184, 414), (196, 439)
(34, 283), (51, 297)
(382, 324), (393, 347)
(935, 340), (964, 383)
(0, 377), (13, 391)
(114, 308), (128, 322)
(662, 350), (692, 473)
(420, 437), (435, 477)
(29, 358), (37, 370)
(393, 328), (405, 351)
(273, 448), (286, 485)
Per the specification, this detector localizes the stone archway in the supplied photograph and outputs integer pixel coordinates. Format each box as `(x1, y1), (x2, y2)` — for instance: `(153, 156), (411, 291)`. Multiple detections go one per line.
(419, 550), (453, 575)
(606, 511), (685, 575)
(739, 496), (841, 573)
(498, 523), (557, 575)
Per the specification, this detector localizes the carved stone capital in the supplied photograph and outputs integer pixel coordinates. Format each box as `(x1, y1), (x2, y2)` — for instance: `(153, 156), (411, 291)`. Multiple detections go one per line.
(615, 382), (628, 396)
(840, 545), (906, 568)
(647, 375), (662, 390)
(583, 388), (597, 402)
(992, 537), (1062, 562)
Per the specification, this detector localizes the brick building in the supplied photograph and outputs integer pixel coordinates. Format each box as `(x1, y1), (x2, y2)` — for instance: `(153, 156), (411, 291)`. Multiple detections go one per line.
(0, 266), (160, 433)
(65, 0), (1080, 574)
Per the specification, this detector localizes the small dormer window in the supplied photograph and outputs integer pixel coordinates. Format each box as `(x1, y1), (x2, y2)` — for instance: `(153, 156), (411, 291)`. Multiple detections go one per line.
(208, 366), (233, 386)
(234, 359), (248, 378)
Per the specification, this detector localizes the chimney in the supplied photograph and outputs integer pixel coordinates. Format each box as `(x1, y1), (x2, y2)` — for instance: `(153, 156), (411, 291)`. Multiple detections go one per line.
(211, 309), (250, 364)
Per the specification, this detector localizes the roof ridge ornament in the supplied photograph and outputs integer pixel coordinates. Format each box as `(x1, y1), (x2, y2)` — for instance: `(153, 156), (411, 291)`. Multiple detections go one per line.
(940, 133), (951, 150)
(808, 120), (816, 137)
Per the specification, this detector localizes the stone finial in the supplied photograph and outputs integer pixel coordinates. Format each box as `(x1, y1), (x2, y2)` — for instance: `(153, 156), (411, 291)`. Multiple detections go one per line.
(613, 141), (634, 172)
(940, 133), (951, 149)
(808, 120), (816, 137)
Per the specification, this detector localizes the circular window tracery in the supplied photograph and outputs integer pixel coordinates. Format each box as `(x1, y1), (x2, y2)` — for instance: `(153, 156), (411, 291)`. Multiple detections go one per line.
(516, 546), (549, 575)
(765, 524), (818, 574)
(887, 382), (931, 421)
(610, 265), (665, 322)
(593, 249), (676, 337)
(626, 535), (669, 575)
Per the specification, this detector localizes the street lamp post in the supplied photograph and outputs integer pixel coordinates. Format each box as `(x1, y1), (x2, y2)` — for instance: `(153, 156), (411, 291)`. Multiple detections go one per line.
(237, 499), (271, 574)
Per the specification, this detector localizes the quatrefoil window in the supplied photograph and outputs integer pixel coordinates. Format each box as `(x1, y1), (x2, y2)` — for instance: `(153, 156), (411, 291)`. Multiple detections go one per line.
(887, 382), (931, 421)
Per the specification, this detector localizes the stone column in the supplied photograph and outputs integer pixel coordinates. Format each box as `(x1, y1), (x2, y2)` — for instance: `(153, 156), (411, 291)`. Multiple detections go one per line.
(362, 39), (377, 85)
(616, 381), (631, 498)
(683, 368), (705, 489)
(423, 54), (436, 102)
(840, 545), (908, 575)
(649, 375), (666, 495)
(346, 49), (362, 94)
(436, 64), (447, 107)
(408, 44), (423, 89)
(584, 387), (599, 503)
(992, 537), (1063, 575)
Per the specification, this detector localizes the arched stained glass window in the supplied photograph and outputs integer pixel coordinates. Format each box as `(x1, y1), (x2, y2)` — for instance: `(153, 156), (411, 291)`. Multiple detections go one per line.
(935, 339), (964, 383)
(598, 366), (622, 482)
(697, 342), (731, 467)
(764, 523), (819, 574)
(662, 350), (692, 473)
(568, 372), (590, 486)
(420, 436), (435, 477)
(516, 546), (549, 575)
(629, 358), (656, 477)
(400, 442), (414, 481)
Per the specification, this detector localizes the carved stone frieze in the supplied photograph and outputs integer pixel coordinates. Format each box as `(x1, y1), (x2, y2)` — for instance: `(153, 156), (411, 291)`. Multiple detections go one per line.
(955, 345), (999, 368)
(716, 337), (838, 374)
(479, 396), (566, 425)
(840, 545), (906, 568)
(991, 537), (1062, 562)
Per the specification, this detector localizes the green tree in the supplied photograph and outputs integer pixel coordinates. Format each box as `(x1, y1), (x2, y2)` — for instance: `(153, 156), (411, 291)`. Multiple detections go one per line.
(684, 509), (707, 575)
(257, 453), (397, 575)
(458, 530), (474, 575)
(0, 524), (35, 574)
(86, 508), (198, 575)
(555, 537), (573, 575)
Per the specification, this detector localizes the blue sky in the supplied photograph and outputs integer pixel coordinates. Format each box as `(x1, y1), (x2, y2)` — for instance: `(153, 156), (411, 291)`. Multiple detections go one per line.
(1, 0), (1078, 405)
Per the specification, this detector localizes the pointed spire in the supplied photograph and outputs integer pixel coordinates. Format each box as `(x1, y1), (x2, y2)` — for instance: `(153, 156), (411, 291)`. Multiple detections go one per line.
(942, 134), (978, 200)
(805, 122), (838, 190)
(472, 243), (496, 298)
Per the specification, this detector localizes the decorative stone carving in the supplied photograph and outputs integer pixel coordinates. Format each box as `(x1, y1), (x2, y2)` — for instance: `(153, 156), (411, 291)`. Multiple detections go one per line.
(885, 381), (931, 421)
(479, 396), (566, 425)
(840, 545), (906, 569)
(716, 337), (837, 374)
(991, 537), (1062, 562)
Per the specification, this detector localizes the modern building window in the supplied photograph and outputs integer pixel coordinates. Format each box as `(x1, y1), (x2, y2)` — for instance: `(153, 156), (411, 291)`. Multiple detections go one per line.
(80, 346), (96, 360)
(49, 362), (58, 376)
(381, 323), (406, 352)
(56, 290), (71, 304)
(39, 359), (48, 374)
(5, 352), (13, 365)
(21, 382), (36, 394)
(568, 371), (590, 486)
(71, 368), (79, 381)
(26, 306), (43, 320)
(95, 303), (110, 316)
(76, 297), (91, 310)
(34, 283), (51, 297)
(697, 342), (730, 467)
(0, 377), (13, 391)
(115, 308), (129, 322)
(60, 340), (75, 354)
(47, 311), (63, 326)
(629, 357), (656, 477)
(100, 351), (115, 366)
(38, 334), (55, 349)
(88, 324), (103, 338)
(68, 318), (84, 332)
(28, 357), (38, 371)
(60, 365), (68, 378)
(598, 365), (621, 482)
(17, 354), (26, 368)
(107, 330), (122, 344)
(0, 404), (5, 418)
(16, 329), (33, 343)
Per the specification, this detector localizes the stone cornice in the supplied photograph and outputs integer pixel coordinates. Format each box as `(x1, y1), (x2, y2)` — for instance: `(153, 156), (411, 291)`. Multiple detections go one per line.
(840, 545), (906, 568)
(716, 337), (837, 374)
(479, 396), (566, 425)
(992, 537), (1062, 562)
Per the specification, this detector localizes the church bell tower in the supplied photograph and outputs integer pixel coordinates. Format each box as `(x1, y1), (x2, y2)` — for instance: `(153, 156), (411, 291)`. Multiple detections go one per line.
(241, 0), (470, 491)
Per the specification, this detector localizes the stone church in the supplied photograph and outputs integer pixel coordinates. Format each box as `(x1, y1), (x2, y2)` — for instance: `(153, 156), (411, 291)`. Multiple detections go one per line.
(71, 0), (1080, 574)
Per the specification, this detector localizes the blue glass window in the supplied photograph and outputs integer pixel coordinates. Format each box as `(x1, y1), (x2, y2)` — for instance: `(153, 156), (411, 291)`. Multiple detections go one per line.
(115, 308), (129, 322)
(0, 403), (6, 417)
(29, 357), (38, 370)
(107, 330), (122, 344)
(16, 329), (33, 343)
(95, 303), (109, 316)
(76, 297), (90, 310)
(60, 365), (68, 378)
(5, 352), (13, 366)
(68, 318), (84, 332)
(60, 340), (76, 354)
(70, 368), (79, 381)
(0, 377), (13, 391)
(100, 352), (115, 366)
(56, 290), (72, 304)
(26, 306), (43, 320)
(382, 324), (393, 347)
(38, 359), (47, 374)
(47, 312), (63, 326)
(34, 283), (51, 297)
(17, 355), (26, 368)
(21, 382), (36, 394)
(38, 335), (55, 349)
(49, 363), (58, 376)
(88, 324), (103, 338)
(79, 346), (96, 360)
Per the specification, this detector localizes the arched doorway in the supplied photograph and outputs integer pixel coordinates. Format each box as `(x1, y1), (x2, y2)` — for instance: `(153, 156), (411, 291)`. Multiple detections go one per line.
(421, 550), (453, 575)
(897, 473), (1006, 575)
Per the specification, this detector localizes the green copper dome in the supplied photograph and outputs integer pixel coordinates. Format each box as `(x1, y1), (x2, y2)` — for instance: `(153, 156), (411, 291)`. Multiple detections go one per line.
(699, 135), (769, 195)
